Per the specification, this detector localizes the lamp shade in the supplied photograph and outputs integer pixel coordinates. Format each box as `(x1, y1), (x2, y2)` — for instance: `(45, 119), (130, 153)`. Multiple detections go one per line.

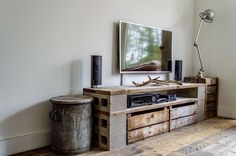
(200, 9), (215, 23)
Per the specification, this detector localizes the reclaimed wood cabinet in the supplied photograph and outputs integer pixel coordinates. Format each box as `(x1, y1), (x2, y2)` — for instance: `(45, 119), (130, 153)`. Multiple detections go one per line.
(83, 83), (205, 150)
(184, 77), (218, 119)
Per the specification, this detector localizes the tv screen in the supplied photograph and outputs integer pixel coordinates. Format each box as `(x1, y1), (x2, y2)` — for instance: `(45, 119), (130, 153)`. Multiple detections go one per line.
(119, 21), (172, 73)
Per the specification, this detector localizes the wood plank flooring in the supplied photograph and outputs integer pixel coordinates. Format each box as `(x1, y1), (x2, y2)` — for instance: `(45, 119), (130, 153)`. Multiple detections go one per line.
(13, 117), (236, 156)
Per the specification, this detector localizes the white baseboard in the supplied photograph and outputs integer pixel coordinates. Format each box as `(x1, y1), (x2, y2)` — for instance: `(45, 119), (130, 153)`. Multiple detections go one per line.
(0, 131), (51, 156)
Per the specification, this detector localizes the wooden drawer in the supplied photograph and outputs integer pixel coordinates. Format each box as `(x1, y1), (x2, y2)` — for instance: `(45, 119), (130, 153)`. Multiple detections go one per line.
(128, 122), (169, 143)
(170, 103), (197, 120)
(207, 94), (217, 103)
(170, 115), (197, 130)
(128, 107), (169, 130)
(207, 86), (217, 94)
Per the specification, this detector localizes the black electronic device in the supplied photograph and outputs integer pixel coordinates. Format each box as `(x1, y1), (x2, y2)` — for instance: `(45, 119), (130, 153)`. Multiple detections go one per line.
(127, 93), (159, 108)
(91, 55), (102, 88)
(127, 93), (177, 108)
(160, 94), (177, 102)
(175, 60), (183, 81)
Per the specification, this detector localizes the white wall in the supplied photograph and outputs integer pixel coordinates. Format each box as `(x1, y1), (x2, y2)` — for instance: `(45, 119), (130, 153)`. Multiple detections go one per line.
(194, 0), (236, 118)
(0, 0), (195, 155)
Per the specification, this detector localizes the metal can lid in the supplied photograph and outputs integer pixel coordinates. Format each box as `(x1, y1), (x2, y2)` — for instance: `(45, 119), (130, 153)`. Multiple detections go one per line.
(50, 95), (93, 105)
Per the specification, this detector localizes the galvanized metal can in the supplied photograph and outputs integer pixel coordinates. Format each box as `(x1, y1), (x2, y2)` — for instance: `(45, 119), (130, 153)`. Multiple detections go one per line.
(49, 95), (93, 154)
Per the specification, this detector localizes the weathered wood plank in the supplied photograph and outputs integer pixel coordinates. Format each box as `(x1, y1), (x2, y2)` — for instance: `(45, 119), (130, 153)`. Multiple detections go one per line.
(207, 86), (217, 94)
(170, 115), (197, 130)
(128, 122), (169, 143)
(206, 102), (217, 111)
(184, 77), (217, 86)
(83, 87), (127, 95)
(206, 110), (217, 119)
(207, 94), (217, 103)
(184, 77), (198, 83)
(170, 103), (197, 120)
(84, 83), (205, 96)
(111, 98), (198, 116)
(205, 78), (214, 85)
(128, 107), (169, 130)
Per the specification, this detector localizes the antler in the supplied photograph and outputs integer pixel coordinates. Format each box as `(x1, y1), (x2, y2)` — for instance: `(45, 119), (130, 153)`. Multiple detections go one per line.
(132, 75), (183, 87)
(132, 75), (160, 87)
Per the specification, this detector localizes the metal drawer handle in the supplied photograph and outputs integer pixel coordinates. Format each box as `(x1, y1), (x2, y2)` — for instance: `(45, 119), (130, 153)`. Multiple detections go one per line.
(49, 110), (60, 122)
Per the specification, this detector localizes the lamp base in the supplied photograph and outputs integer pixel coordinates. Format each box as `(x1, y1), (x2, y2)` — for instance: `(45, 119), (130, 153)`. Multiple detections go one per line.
(196, 70), (204, 79)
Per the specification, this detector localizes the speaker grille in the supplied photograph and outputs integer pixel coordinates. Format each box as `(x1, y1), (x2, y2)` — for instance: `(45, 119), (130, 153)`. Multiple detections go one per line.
(91, 55), (102, 87)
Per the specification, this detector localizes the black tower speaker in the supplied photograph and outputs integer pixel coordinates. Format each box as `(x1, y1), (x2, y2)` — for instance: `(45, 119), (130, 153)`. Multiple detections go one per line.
(174, 60), (183, 81)
(168, 60), (172, 72)
(91, 55), (102, 88)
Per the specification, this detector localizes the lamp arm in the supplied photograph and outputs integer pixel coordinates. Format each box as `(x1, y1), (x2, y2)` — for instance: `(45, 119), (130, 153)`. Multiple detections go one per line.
(194, 19), (204, 72)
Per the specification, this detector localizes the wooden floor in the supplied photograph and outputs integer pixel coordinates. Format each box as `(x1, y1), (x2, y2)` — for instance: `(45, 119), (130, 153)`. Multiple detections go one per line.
(13, 117), (236, 156)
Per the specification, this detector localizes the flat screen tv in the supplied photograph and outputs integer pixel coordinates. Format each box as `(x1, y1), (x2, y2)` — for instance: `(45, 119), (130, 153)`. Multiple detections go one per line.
(119, 20), (172, 73)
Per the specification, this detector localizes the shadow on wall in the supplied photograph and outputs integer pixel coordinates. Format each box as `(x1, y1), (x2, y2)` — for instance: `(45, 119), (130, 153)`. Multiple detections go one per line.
(0, 59), (89, 155)
(112, 22), (120, 75)
(0, 101), (52, 155)
(71, 60), (84, 94)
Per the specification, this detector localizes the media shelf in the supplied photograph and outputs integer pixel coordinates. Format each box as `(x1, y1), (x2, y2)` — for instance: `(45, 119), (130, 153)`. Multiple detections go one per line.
(83, 83), (205, 150)
(112, 97), (198, 115)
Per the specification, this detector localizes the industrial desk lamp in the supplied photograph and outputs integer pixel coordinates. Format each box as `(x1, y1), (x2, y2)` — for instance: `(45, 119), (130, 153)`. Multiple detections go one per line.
(194, 9), (215, 78)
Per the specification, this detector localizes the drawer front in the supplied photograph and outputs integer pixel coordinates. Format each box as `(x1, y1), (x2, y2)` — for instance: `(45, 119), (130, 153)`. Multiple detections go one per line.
(207, 86), (217, 94)
(170, 115), (197, 130)
(128, 122), (169, 144)
(128, 107), (169, 130)
(170, 103), (197, 120)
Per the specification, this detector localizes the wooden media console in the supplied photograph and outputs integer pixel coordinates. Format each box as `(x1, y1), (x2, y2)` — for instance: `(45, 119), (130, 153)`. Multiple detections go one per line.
(83, 83), (205, 150)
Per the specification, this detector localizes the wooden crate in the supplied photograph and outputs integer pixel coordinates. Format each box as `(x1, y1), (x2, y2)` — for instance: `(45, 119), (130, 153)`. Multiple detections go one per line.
(184, 77), (218, 119)
(128, 122), (169, 143)
(170, 115), (197, 130)
(207, 86), (217, 94)
(170, 102), (197, 120)
(127, 107), (169, 144)
(206, 102), (217, 111)
(128, 107), (169, 130)
(207, 94), (217, 103)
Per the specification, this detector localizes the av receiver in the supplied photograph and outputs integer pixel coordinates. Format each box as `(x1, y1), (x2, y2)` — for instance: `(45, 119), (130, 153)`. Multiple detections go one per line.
(127, 93), (176, 108)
